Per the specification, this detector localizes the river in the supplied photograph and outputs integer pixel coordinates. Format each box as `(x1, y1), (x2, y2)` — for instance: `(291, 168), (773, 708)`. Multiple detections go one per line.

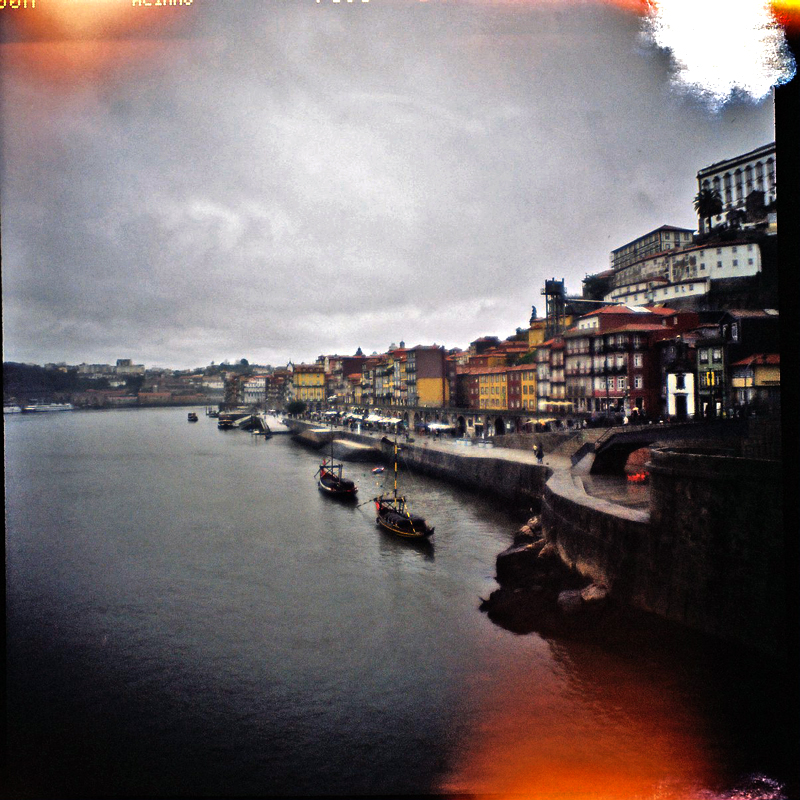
(5, 408), (796, 798)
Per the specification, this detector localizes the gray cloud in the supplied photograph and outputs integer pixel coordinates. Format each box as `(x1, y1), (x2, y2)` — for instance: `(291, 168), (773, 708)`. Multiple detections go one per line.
(1, 1), (774, 368)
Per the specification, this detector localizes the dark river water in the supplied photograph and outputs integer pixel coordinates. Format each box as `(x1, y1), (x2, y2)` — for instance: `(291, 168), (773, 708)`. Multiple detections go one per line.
(5, 409), (796, 798)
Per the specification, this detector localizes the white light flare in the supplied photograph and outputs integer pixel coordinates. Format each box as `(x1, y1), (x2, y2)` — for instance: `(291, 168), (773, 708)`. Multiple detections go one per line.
(643, 0), (796, 107)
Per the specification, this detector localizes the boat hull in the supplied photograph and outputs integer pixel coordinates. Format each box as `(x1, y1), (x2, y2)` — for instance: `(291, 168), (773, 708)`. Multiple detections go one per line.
(374, 501), (434, 539)
(318, 469), (358, 499)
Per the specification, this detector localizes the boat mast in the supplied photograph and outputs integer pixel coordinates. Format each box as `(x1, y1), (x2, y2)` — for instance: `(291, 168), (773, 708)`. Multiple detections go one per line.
(393, 434), (399, 502)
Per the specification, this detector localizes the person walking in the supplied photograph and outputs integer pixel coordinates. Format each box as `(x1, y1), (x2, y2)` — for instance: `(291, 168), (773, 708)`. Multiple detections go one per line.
(536, 444), (544, 465)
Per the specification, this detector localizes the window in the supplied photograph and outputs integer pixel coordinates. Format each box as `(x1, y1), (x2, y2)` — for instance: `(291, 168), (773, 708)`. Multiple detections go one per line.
(700, 263), (705, 270)
(634, 376), (643, 389)
(699, 349), (709, 363)
(633, 354), (643, 368)
(748, 259), (753, 265)
(712, 348), (722, 363)
(676, 373), (685, 390)
(617, 377), (626, 390)
(717, 261), (723, 268)
(732, 246), (737, 253)
(733, 260), (738, 266)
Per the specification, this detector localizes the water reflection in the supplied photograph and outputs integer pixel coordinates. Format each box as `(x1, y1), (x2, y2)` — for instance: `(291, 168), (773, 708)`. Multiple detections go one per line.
(376, 531), (435, 561)
(438, 619), (795, 800)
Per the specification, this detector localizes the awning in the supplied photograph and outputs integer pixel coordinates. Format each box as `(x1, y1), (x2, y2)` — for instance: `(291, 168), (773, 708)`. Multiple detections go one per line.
(365, 414), (383, 422)
(427, 422), (454, 430)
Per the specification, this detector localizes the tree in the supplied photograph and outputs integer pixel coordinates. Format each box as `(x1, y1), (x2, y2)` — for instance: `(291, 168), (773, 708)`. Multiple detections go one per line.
(693, 187), (723, 233)
(286, 400), (307, 416)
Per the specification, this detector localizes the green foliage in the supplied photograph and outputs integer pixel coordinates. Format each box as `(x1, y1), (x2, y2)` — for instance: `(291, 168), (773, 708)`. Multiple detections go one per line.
(693, 187), (723, 230)
(513, 352), (538, 365)
(286, 400), (307, 415)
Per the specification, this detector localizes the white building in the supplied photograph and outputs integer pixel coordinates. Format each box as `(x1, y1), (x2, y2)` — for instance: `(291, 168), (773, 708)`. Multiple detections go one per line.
(610, 225), (695, 273)
(666, 372), (696, 419)
(604, 241), (761, 305)
(696, 142), (776, 233)
(115, 358), (145, 376)
(243, 375), (267, 406)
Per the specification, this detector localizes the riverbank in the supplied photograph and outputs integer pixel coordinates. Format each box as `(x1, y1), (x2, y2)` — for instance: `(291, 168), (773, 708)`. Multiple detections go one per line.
(287, 417), (787, 660)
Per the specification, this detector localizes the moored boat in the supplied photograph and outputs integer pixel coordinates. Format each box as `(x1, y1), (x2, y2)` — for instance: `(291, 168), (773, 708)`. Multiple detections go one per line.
(315, 428), (357, 499)
(22, 402), (75, 412)
(188, 412), (199, 422)
(373, 438), (433, 539)
(317, 458), (358, 499)
(374, 494), (434, 538)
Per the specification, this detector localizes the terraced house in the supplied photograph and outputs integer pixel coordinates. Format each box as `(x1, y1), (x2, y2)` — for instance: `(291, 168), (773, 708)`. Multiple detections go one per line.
(292, 363), (326, 409)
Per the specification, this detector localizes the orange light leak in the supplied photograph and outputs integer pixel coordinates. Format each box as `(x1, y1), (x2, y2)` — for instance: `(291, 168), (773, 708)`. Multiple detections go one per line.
(0, 0), (197, 86)
(437, 642), (718, 800)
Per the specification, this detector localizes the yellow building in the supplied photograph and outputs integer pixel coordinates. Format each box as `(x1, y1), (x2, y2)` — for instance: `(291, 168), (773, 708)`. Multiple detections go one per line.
(478, 368), (508, 410)
(292, 364), (326, 406)
(409, 346), (449, 407)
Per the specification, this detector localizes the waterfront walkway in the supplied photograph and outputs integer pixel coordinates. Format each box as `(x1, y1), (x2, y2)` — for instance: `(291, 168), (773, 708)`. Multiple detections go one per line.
(317, 422), (645, 510)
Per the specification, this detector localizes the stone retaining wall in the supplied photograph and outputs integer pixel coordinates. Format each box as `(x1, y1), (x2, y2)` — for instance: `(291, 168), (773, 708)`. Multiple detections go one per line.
(645, 446), (785, 656)
(541, 473), (649, 594)
(390, 441), (549, 506)
(542, 445), (786, 658)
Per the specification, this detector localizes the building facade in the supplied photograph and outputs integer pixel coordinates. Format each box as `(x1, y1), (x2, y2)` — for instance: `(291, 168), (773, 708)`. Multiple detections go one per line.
(696, 142), (776, 233)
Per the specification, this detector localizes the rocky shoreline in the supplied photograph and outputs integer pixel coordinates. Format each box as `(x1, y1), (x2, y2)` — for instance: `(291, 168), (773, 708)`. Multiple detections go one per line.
(480, 515), (613, 637)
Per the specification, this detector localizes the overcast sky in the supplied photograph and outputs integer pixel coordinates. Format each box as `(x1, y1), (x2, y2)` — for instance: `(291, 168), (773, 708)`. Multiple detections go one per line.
(0, 0), (781, 369)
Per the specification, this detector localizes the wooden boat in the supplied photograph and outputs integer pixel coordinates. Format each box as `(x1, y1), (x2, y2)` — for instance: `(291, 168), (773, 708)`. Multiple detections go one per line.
(315, 431), (357, 499)
(374, 438), (434, 539)
(188, 412), (199, 422)
(316, 458), (358, 499)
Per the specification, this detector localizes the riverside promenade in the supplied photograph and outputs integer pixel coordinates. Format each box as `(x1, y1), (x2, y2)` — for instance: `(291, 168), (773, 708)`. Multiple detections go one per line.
(288, 417), (641, 509)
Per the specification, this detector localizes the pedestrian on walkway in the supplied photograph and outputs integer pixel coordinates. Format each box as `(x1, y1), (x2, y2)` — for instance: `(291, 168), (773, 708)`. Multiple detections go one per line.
(536, 444), (544, 465)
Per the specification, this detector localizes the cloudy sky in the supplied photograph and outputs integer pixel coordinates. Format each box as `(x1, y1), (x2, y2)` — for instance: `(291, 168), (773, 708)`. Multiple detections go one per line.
(0, 0), (789, 369)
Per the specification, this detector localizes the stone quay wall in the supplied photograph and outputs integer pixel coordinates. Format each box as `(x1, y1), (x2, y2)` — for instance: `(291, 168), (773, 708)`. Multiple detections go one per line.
(287, 421), (549, 506)
(644, 447), (785, 657)
(541, 446), (785, 658)
(541, 472), (650, 595)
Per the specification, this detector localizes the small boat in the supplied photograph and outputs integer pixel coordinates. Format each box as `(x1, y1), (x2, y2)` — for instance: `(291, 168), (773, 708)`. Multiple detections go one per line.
(187, 412), (199, 422)
(371, 466), (385, 474)
(217, 414), (237, 430)
(315, 431), (357, 499)
(374, 438), (434, 539)
(316, 458), (358, 499)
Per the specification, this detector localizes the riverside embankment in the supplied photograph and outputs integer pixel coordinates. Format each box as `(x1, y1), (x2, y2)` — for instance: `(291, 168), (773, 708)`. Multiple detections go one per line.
(286, 418), (786, 659)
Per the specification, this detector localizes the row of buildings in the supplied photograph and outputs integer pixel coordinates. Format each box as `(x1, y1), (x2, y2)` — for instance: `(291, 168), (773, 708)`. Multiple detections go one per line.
(254, 142), (779, 422)
(255, 302), (778, 422)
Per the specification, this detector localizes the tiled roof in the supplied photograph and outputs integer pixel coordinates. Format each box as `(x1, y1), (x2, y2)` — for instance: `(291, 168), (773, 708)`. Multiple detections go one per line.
(731, 353), (780, 367)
